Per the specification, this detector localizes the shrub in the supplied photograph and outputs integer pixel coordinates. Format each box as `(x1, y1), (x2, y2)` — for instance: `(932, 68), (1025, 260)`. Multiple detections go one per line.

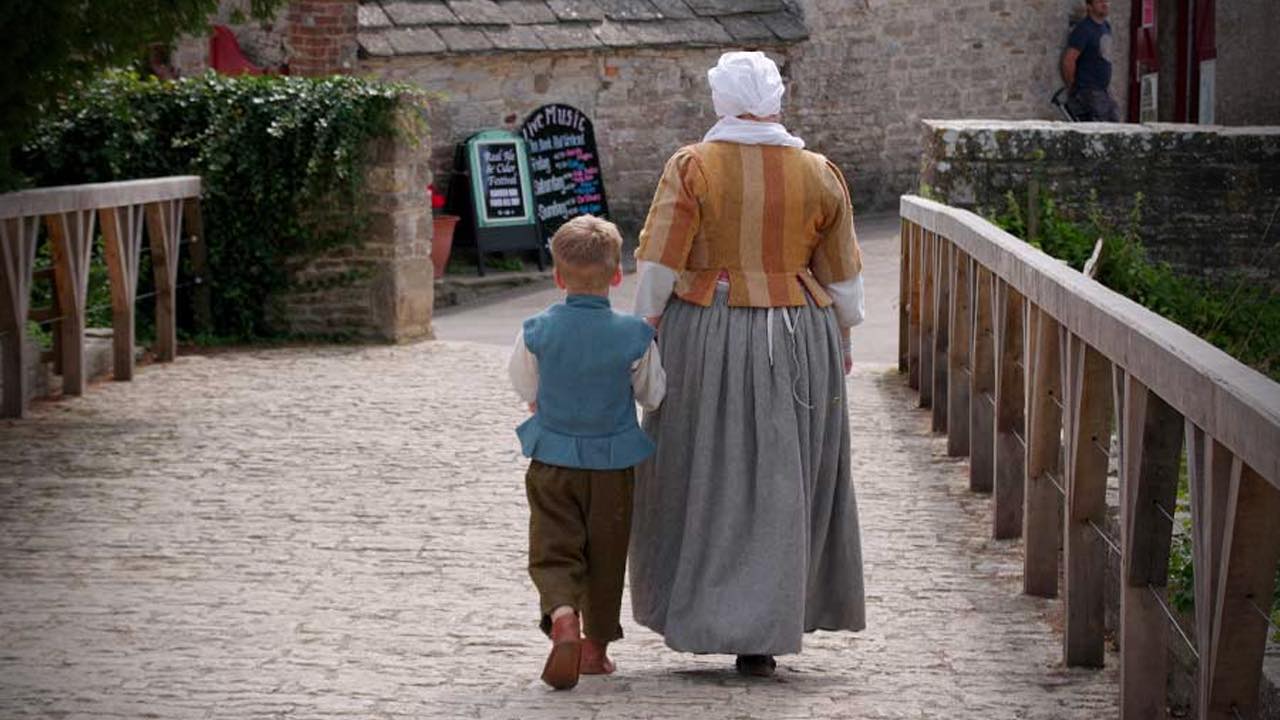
(19, 70), (425, 341)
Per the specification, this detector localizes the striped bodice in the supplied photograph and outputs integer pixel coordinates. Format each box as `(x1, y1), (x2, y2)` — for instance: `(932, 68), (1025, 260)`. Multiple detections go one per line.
(635, 141), (863, 308)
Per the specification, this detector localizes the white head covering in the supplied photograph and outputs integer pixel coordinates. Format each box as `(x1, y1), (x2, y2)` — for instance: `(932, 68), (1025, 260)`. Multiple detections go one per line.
(707, 51), (786, 118)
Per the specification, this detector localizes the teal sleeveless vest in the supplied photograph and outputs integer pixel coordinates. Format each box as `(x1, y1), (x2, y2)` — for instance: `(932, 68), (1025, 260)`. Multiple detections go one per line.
(516, 294), (657, 470)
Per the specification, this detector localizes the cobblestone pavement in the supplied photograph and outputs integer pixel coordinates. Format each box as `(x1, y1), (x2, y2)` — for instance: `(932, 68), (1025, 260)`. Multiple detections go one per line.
(0, 336), (1120, 719)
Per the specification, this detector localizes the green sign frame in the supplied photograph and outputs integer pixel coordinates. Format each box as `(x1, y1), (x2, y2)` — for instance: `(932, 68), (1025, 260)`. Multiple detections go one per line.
(467, 130), (536, 230)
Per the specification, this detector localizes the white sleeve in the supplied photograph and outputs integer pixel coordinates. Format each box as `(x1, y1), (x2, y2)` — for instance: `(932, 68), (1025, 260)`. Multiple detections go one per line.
(630, 340), (666, 411)
(632, 260), (678, 319)
(507, 330), (539, 403)
(826, 273), (866, 328)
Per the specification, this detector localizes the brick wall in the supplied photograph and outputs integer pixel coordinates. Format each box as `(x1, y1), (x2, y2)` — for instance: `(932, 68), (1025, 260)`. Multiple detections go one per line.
(286, 0), (359, 76)
(919, 120), (1280, 287)
(275, 107), (434, 341)
(360, 0), (1129, 238)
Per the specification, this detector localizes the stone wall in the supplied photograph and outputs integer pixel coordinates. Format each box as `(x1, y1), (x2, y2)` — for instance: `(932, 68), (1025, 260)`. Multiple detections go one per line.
(1216, 0), (1280, 126)
(275, 108), (433, 341)
(359, 0), (1129, 237)
(919, 119), (1280, 287)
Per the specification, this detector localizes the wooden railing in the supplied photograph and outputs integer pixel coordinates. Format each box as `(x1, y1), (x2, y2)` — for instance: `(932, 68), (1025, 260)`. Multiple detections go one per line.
(899, 195), (1280, 720)
(0, 177), (202, 418)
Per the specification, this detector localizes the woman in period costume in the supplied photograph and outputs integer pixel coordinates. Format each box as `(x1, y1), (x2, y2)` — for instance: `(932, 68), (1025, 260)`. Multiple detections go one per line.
(628, 51), (867, 676)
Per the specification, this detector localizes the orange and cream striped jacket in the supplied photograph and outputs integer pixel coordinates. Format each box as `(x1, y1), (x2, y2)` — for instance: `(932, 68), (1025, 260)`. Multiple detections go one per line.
(635, 141), (863, 309)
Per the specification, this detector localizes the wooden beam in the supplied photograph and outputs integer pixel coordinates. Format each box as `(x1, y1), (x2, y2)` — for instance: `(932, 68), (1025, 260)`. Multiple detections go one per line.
(970, 266), (996, 493)
(0, 217), (40, 417)
(1188, 428), (1234, 720)
(899, 217), (910, 374)
(932, 236), (951, 433)
(948, 248), (972, 458)
(1203, 461), (1280, 720)
(919, 230), (936, 409)
(183, 199), (211, 335)
(99, 204), (145, 381)
(1119, 374), (1183, 720)
(908, 222), (922, 390)
(45, 209), (96, 396)
(145, 199), (183, 363)
(993, 280), (1026, 538)
(1024, 305), (1064, 597)
(0, 176), (201, 220)
(1063, 334), (1113, 667)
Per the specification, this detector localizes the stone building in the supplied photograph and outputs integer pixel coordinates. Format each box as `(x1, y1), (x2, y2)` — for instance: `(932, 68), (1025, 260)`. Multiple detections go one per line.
(177, 0), (1133, 236)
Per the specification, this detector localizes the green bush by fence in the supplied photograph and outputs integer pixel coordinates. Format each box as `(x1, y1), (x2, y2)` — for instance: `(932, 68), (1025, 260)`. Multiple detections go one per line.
(18, 70), (424, 341)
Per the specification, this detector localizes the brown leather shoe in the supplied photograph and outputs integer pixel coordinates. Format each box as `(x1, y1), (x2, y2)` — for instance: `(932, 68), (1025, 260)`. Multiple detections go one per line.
(580, 638), (616, 675)
(541, 612), (582, 690)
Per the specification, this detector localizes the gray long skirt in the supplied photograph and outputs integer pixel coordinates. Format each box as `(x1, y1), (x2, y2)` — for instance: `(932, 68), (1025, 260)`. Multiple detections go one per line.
(630, 287), (866, 656)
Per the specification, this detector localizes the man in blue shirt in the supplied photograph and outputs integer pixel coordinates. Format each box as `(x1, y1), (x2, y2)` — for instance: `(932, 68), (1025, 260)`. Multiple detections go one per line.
(1061, 0), (1120, 121)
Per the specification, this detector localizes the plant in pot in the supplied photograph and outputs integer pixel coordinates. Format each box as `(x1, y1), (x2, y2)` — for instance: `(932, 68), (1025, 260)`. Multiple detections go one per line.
(429, 183), (459, 280)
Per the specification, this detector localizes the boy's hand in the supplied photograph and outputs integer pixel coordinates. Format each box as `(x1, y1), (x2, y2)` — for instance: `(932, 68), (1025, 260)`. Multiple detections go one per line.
(527, 402), (537, 414)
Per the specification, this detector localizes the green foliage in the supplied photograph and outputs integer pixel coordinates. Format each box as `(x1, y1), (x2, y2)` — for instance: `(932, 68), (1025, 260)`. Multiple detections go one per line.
(0, 1), (287, 189)
(989, 190), (1280, 381)
(19, 71), (425, 340)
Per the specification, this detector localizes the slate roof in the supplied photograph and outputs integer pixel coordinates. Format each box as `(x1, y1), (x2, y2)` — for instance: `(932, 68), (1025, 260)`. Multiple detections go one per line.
(358, 0), (809, 57)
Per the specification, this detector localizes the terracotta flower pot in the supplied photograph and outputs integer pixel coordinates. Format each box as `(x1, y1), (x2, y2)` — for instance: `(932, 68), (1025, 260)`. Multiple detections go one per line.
(431, 214), (460, 279)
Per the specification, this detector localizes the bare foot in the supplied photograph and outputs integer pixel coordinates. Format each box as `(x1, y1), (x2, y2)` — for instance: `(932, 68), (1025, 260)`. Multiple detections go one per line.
(580, 638), (615, 675)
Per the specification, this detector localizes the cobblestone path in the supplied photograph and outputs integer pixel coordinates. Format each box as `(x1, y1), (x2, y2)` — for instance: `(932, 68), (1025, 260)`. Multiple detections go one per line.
(0, 338), (1120, 719)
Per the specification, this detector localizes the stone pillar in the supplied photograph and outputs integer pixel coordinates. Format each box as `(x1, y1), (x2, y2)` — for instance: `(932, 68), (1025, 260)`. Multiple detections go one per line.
(286, 0), (358, 76)
(277, 106), (434, 342)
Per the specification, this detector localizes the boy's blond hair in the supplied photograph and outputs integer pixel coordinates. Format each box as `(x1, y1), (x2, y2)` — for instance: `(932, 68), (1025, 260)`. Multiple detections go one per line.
(550, 215), (622, 291)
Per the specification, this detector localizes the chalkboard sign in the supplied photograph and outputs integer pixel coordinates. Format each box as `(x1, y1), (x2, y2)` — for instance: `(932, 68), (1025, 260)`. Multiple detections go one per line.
(448, 130), (543, 276)
(467, 131), (535, 228)
(520, 104), (610, 242)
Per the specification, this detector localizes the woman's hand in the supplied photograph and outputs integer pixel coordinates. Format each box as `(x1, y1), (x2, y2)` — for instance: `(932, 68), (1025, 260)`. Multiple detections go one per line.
(645, 315), (662, 331)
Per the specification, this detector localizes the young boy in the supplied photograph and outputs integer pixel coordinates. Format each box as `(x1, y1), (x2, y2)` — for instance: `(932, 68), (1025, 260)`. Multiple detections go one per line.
(507, 214), (665, 690)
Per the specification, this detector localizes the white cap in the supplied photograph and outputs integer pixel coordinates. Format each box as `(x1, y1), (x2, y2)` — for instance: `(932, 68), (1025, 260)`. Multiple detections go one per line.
(707, 51), (786, 118)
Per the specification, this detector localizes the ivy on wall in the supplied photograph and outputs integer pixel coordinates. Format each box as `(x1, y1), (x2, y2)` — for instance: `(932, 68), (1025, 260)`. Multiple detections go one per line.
(19, 70), (425, 341)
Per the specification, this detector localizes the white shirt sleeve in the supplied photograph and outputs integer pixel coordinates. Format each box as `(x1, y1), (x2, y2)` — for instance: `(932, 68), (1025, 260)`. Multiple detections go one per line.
(632, 260), (678, 319)
(826, 273), (866, 328)
(630, 340), (666, 411)
(507, 329), (539, 404)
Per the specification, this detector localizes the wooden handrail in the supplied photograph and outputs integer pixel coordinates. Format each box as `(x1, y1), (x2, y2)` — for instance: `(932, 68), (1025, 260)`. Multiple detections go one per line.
(0, 177), (202, 220)
(901, 195), (1280, 490)
(899, 195), (1280, 720)
(0, 176), (202, 418)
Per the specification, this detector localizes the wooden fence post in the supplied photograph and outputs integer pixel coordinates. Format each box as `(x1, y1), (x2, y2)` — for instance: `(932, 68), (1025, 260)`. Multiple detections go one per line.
(899, 218), (910, 374)
(993, 281), (1027, 539)
(0, 217), (39, 417)
(969, 266), (996, 492)
(183, 199), (211, 335)
(1187, 429), (1232, 720)
(1024, 305), (1064, 597)
(948, 249), (972, 458)
(932, 237), (951, 433)
(1202, 461), (1280, 720)
(145, 199), (183, 362)
(1063, 334), (1113, 667)
(45, 209), (96, 396)
(908, 223), (922, 390)
(1119, 374), (1183, 720)
(919, 231), (936, 409)
(99, 204), (145, 381)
